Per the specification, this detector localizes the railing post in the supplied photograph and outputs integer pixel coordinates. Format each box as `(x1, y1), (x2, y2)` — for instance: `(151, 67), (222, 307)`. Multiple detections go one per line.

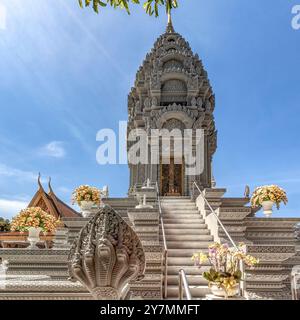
(156, 182), (168, 300)
(239, 260), (245, 297)
(179, 271), (183, 300)
(178, 270), (192, 300)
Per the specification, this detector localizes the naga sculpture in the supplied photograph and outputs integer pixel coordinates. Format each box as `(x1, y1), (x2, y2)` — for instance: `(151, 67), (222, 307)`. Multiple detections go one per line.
(68, 205), (145, 300)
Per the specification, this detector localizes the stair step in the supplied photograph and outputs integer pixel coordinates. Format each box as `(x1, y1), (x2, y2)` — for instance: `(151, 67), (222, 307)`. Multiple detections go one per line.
(167, 275), (208, 286)
(167, 266), (210, 275)
(162, 214), (201, 219)
(167, 241), (212, 249)
(168, 257), (210, 266)
(162, 205), (196, 209)
(162, 235), (213, 241)
(160, 196), (214, 300)
(163, 218), (205, 224)
(163, 229), (210, 235)
(168, 249), (209, 257)
(162, 207), (198, 210)
(161, 196), (191, 200)
(164, 224), (207, 229)
(163, 209), (199, 213)
(167, 285), (211, 298)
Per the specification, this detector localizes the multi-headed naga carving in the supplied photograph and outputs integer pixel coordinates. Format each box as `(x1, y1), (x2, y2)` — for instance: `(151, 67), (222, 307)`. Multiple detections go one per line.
(68, 205), (145, 300)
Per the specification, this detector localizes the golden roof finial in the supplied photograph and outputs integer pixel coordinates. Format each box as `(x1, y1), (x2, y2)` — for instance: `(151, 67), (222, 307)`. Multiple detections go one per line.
(48, 177), (54, 194)
(166, 7), (175, 33)
(38, 172), (43, 190)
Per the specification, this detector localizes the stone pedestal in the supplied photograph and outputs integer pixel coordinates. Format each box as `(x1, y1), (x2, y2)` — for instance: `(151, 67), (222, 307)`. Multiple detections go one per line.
(53, 228), (69, 249)
(128, 209), (159, 241)
(127, 208), (162, 299)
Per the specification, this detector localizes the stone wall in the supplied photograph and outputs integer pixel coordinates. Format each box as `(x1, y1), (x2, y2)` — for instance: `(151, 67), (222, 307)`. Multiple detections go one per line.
(196, 187), (300, 300)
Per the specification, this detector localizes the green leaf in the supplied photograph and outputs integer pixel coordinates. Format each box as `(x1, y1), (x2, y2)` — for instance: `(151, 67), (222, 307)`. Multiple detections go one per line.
(77, 0), (179, 17)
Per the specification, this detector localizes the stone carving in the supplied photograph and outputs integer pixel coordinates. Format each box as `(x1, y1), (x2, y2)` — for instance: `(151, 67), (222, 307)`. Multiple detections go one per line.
(151, 97), (158, 107)
(144, 97), (151, 109)
(135, 100), (142, 114)
(150, 74), (161, 90)
(68, 205), (145, 300)
(162, 79), (187, 93)
(162, 118), (186, 132)
(244, 185), (250, 198)
(192, 115), (205, 129)
(197, 97), (204, 110)
(294, 223), (300, 240)
(187, 75), (198, 91)
(191, 97), (197, 107)
(163, 59), (183, 71)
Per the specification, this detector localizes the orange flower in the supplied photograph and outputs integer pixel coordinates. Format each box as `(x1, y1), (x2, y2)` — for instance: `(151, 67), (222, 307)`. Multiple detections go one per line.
(10, 207), (60, 233)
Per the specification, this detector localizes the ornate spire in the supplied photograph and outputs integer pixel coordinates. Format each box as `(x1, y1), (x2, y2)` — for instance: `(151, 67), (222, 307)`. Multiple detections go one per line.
(166, 11), (175, 33)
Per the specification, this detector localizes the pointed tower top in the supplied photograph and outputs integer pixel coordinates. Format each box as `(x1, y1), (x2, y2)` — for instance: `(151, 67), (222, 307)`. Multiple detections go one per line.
(166, 11), (175, 33)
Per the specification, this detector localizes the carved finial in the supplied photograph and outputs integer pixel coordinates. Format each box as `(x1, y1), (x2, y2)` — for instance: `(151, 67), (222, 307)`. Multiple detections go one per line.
(166, 10), (175, 33)
(38, 173), (43, 190)
(48, 177), (54, 194)
(244, 185), (250, 198)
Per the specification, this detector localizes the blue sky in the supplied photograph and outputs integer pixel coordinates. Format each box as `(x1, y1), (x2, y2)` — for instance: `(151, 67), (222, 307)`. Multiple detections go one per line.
(0, 0), (299, 219)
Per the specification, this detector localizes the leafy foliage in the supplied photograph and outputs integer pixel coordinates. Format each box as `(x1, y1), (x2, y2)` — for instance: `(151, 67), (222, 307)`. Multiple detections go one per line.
(0, 217), (10, 232)
(203, 268), (243, 283)
(78, 0), (178, 16)
(192, 242), (259, 295)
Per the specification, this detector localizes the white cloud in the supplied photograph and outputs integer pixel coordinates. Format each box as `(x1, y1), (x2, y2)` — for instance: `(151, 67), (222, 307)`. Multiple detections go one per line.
(0, 198), (28, 219)
(38, 141), (66, 158)
(0, 4), (6, 30)
(0, 163), (40, 182)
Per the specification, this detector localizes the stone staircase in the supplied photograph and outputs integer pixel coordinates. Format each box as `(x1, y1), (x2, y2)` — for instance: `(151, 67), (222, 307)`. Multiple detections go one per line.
(160, 197), (214, 299)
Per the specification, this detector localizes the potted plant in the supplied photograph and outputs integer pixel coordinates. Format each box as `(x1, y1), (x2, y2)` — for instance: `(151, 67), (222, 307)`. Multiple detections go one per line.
(251, 185), (288, 217)
(192, 242), (259, 299)
(72, 185), (101, 218)
(10, 207), (60, 248)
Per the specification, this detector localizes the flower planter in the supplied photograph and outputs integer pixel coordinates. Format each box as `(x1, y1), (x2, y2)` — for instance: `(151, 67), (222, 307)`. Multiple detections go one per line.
(73, 185), (101, 217)
(80, 201), (95, 218)
(27, 227), (42, 249)
(210, 283), (240, 298)
(261, 200), (275, 217)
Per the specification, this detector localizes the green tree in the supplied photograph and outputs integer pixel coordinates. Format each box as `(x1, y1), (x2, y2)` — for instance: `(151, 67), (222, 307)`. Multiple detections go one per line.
(78, 0), (178, 16)
(0, 217), (10, 232)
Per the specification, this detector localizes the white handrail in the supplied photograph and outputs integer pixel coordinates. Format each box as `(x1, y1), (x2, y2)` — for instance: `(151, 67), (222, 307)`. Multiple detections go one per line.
(156, 182), (168, 299)
(179, 269), (192, 300)
(192, 181), (246, 297)
(193, 182), (237, 249)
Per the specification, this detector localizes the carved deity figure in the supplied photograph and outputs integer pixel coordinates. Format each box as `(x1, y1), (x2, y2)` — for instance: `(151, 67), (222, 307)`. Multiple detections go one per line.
(191, 97), (197, 107)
